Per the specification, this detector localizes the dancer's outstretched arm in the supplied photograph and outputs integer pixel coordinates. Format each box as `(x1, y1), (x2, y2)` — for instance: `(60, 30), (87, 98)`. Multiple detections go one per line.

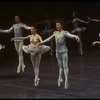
(37, 33), (55, 46)
(87, 16), (100, 22)
(22, 24), (32, 30)
(65, 31), (80, 42)
(77, 18), (89, 24)
(92, 41), (100, 46)
(0, 26), (14, 33)
(11, 35), (30, 41)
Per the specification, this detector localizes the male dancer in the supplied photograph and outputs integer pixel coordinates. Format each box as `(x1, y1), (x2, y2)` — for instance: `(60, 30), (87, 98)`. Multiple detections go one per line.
(0, 16), (31, 73)
(37, 20), (80, 89)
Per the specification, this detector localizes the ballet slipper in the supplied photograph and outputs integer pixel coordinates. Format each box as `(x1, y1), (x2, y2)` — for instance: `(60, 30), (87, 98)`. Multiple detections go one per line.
(58, 78), (63, 87)
(34, 78), (40, 86)
(64, 81), (68, 89)
(22, 65), (26, 72)
(17, 65), (21, 73)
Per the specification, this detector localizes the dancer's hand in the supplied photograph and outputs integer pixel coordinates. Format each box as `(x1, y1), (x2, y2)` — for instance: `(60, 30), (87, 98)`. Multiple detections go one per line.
(11, 38), (15, 41)
(76, 36), (80, 42)
(37, 43), (41, 46)
(86, 21), (90, 24)
(92, 42), (96, 46)
(87, 16), (91, 21)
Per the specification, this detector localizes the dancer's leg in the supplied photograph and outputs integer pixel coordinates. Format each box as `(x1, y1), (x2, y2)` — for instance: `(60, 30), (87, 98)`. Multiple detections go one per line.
(77, 32), (83, 55)
(14, 41), (21, 73)
(30, 53), (41, 86)
(56, 52), (63, 87)
(62, 52), (69, 89)
(18, 41), (25, 72)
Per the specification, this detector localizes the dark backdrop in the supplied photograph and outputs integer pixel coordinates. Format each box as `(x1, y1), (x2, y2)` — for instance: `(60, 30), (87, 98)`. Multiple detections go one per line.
(0, 2), (100, 63)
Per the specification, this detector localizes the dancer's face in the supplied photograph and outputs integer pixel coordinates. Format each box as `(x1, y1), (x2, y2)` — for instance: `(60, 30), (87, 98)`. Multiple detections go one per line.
(15, 16), (20, 23)
(56, 23), (63, 31)
(31, 27), (36, 34)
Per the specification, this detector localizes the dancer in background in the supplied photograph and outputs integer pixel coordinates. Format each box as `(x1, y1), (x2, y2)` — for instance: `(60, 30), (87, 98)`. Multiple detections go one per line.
(11, 26), (50, 86)
(37, 20), (80, 89)
(65, 12), (89, 55)
(0, 16), (32, 73)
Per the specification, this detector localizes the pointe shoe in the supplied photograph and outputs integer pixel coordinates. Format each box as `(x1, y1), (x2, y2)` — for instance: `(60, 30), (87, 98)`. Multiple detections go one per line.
(22, 65), (26, 72)
(17, 65), (21, 73)
(58, 78), (63, 87)
(64, 81), (68, 89)
(50, 52), (53, 55)
(34, 78), (40, 87)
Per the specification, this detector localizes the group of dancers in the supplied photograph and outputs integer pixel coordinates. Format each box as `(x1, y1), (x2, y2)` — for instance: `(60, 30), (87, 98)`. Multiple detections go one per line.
(0, 12), (100, 89)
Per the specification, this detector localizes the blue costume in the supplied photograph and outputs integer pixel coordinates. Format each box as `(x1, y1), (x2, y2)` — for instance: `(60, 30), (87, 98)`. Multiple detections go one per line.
(40, 30), (78, 89)
(70, 19), (86, 34)
(1, 23), (31, 73)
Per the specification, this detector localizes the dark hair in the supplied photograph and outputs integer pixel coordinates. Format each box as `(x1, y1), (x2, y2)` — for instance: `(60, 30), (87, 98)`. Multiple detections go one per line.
(56, 20), (64, 27)
(31, 24), (37, 29)
(73, 11), (78, 17)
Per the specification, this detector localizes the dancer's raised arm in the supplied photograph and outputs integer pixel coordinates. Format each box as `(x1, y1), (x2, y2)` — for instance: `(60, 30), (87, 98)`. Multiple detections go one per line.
(92, 41), (100, 46)
(11, 35), (30, 41)
(77, 18), (89, 24)
(87, 16), (100, 22)
(0, 26), (14, 33)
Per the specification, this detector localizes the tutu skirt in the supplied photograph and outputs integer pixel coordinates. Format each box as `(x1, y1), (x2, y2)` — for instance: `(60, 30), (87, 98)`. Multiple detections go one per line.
(22, 44), (50, 56)
(70, 27), (86, 34)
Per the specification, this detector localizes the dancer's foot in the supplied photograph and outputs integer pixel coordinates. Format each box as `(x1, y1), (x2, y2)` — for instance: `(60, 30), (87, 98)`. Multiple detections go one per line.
(22, 65), (25, 72)
(64, 81), (68, 89)
(34, 78), (40, 87)
(79, 50), (83, 56)
(50, 52), (53, 55)
(58, 78), (63, 87)
(17, 65), (21, 73)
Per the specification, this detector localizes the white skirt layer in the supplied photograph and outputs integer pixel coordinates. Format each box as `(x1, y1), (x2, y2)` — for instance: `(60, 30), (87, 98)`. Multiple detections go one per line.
(22, 44), (50, 56)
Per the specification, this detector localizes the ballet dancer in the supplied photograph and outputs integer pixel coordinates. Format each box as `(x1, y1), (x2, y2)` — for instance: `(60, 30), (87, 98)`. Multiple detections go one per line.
(37, 20), (80, 89)
(65, 12), (89, 55)
(11, 26), (50, 86)
(0, 16), (32, 73)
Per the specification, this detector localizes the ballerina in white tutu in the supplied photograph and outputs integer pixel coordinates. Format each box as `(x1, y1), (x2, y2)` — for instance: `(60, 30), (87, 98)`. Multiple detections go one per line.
(11, 26), (50, 86)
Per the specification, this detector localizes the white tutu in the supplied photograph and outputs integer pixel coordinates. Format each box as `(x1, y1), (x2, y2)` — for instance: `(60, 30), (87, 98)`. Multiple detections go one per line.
(70, 27), (86, 34)
(22, 44), (50, 56)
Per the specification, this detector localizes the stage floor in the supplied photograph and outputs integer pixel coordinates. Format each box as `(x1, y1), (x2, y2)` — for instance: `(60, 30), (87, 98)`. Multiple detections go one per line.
(0, 49), (100, 99)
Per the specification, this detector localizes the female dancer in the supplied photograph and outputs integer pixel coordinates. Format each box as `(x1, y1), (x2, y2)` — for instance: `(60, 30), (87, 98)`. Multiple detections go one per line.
(37, 20), (80, 89)
(11, 26), (50, 86)
(65, 12), (89, 55)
